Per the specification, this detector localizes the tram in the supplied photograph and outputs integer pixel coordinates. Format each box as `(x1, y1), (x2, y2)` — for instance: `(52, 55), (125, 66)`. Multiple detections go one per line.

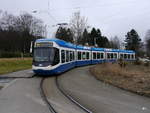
(32, 38), (135, 75)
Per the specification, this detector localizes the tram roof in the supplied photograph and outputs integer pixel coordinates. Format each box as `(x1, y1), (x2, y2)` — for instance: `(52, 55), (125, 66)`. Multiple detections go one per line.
(104, 48), (135, 53)
(76, 45), (91, 50)
(36, 38), (76, 49)
(36, 38), (135, 53)
(118, 49), (135, 53)
(36, 38), (92, 50)
(91, 47), (104, 51)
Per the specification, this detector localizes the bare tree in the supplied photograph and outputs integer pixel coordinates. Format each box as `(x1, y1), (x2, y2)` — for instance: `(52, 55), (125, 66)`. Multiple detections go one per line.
(0, 11), (17, 31)
(0, 10), (2, 30)
(70, 11), (88, 44)
(14, 12), (46, 37)
(145, 30), (150, 41)
(109, 36), (121, 49)
(145, 30), (150, 57)
(30, 17), (46, 37)
(0, 11), (46, 56)
(0, 10), (3, 20)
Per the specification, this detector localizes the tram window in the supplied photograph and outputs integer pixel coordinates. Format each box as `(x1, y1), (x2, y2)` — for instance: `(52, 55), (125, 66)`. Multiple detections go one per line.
(111, 53), (114, 59)
(131, 54), (134, 59)
(128, 54), (130, 59)
(109, 53), (111, 59)
(107, 53), (109, 59)
(97, 53), (100, 59)
(70, 51), (73, 61)
(66, 51), (69, 62)
(61, 50), (65, 63)
(124, 54), (127, 59)
(120, 54), (123, 59)
(114, 53), (117, 59)
(130, 54), (131, 59)
(86, 52), (89, 59)
(82, 52), (86, 60)
(72, 51), (75, 60)
(93, 52), (97, 59)
(101, 53), (104, 59)
(107, 53), (110, 59)
(52, 48), (60, 66)
(78, 51), (82, 60)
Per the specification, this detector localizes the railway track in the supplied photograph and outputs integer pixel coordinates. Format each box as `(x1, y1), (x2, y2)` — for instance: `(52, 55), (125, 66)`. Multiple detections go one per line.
(40, 78), (58, 113)
(40, 76), (92, 113)
(55, 76), (93, 113)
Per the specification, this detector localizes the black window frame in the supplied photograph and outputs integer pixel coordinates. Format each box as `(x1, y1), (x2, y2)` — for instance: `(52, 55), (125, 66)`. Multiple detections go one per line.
(61, 50), (65, 63)
(93, 52), (97, 59)
(82, 52), (86, 60)
(120, 54), (123, 59)
(131, 54), (134, 59)
(78, 51), (82, 60)
(52, 48), (60, 66)
(107, 53), (110, 59)
(101, 53), (104, 59)
(124, 54), (127, 59)
(73, 51), (75, 60)
(66, 50), (69, 62)
(86, 52), (89, 60)
(111, 53), (114, 59)
(114, 53), (117, 59)
(70, 51), (73, 61)
(128, 54), (130, 59)
(97, 52), (100, 59)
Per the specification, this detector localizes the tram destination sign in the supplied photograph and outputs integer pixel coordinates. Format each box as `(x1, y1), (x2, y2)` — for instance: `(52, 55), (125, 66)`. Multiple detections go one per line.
(35, 42), (53, 47)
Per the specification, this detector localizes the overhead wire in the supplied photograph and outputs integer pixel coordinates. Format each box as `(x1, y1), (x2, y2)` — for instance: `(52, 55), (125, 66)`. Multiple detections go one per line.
(46, 0), (58, 23)
(45, 0), (140, 23)
(48, 0), (138, 12)
(42, 0), (150, 28)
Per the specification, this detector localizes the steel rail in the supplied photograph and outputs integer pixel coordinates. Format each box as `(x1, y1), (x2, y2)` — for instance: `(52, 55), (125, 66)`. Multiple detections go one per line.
(40, 78), (58, 113)
(56, 76), (93, 113)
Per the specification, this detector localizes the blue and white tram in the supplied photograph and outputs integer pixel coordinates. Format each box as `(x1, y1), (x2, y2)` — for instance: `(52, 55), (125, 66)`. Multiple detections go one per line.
(32, 38), (76, 75)
(32, 38), (135, 75)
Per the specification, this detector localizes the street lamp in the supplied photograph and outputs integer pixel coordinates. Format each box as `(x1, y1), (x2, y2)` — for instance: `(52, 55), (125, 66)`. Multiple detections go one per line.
(94, 37), (98, 47)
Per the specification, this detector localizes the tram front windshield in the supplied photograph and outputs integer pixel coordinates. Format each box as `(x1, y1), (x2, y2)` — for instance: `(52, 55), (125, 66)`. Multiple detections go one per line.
(33, 47), (60, 65)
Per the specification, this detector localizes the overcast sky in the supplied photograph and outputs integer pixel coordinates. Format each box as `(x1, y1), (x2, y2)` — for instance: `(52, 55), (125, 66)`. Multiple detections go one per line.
(1, 0), (150, 40)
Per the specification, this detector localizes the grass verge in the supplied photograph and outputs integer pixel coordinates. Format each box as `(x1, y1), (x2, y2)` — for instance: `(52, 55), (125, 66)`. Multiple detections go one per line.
(0, 86), (3, 89)
(0, 58), (32, 75)
(90, 63), (150, 97)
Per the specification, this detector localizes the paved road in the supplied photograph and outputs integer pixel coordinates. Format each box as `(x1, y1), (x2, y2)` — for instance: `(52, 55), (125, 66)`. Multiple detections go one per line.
(0, 69), (33, 78)
(58, 66), (150, 113)
(0, 70), (49, 113)
(1, 66), (150, 113)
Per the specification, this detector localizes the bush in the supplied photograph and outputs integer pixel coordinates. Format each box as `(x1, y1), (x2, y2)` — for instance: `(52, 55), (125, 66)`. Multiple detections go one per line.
(0, 51), (20, 58)
(0, 51), (32, 58)
(134, 58), (142, 65)
(144, 62), (149, 67)
(118, 58), (126, 68)
(23, 53), (32, 57)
